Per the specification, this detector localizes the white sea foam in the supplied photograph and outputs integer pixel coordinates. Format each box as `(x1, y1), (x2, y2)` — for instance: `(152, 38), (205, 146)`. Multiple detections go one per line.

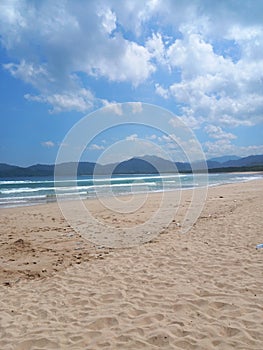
(0, 187), (54, 194)
(0, 174), (186, 186)
(0, 173), (262, 209)
(232, 175), (263, 181)
(0, 180), (35, 185)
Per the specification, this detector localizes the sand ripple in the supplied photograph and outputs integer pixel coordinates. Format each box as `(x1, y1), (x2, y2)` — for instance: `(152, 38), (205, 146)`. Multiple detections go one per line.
(0, 180), (263, 349)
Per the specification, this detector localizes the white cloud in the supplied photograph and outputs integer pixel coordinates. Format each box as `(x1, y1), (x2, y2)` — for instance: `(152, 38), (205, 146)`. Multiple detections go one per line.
(169, 116), (200, 130)
(180, 116), (204, 130)
(218, 115), (253, 128)
(159, 29), (263, 128)
(204, 125), (236, 140)
(167, 33), (227, 79)
(81, 38), (154, 86)
(110, 0), (160, 36)
(204, 140), (263, 158)
(3, 61), (53, 90)
(98, 7), (116, 34)
(146, 134), (157, 140)
(155, 84), (169, 99)
(25, 89), (95, 113)
(164, 134), (205, 162)
(0, 0), (155, 112)
(146, 32), (166, 65)
(97, 138), (168, 165)
(41, 141), (55, 148)
(89, 144), (105, 151)
(102, 102), (123, 116)
(129, 102), (143, 114)
(106, 40), (154, 86)
(0, 0), (262, 137)
(153, 1), (263, 38)
(125, 134), (138, 141)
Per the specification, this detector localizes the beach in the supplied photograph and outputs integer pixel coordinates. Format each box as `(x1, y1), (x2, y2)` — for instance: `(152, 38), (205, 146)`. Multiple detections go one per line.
(0, 179), (263, 349)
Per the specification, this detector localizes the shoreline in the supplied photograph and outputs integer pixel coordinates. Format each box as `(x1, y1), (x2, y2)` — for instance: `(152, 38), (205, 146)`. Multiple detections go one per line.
(0, 171), (262, 210)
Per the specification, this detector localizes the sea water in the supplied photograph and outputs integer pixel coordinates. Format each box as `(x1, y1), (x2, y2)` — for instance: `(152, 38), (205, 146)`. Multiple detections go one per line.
(0, 173), (262, 208)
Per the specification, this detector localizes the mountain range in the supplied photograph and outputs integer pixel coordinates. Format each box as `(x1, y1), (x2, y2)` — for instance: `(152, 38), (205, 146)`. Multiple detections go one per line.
(0, 154), (263, 177)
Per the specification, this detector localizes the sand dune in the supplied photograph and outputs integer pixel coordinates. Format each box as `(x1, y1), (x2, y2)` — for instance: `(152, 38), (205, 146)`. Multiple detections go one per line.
(0, 179), (263, 349)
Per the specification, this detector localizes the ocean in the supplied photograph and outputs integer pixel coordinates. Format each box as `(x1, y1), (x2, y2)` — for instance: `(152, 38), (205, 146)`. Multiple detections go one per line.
(0, 172), (262, 209)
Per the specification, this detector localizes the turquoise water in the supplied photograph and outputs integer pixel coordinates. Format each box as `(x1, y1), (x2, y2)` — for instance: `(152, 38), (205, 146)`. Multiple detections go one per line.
(0, 173), (262, 208)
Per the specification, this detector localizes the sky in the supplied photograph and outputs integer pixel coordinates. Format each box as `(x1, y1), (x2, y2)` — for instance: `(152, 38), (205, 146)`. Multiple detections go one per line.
(0, 0), (263, 166)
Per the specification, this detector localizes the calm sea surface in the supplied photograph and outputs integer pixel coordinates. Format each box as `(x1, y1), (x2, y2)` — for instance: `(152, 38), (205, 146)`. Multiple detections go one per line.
(0, 173), (262, 208)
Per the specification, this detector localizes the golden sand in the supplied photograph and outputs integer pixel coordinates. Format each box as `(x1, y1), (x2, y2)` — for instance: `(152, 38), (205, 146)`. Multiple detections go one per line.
(0, 179), (263, 349)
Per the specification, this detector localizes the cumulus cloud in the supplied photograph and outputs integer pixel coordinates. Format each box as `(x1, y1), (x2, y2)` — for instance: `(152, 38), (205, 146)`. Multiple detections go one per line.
(156, 28), (263, 128)
(3, 61), (52, 89)
(155, 83), (169, 99)
(169, 115), (200, 130)
(98, 7), (116, 34)
(204, 140), (263, 158)
(0, 0), (155, 112)
(25, 89), (96, 113)
(102, 102), (123, 116)
(0, 0), (262, 147)
(146, 32), (166, 65)
(204, 125), (236, 140)
(150, 2), (263, 132)
(162, 134), (204, 162)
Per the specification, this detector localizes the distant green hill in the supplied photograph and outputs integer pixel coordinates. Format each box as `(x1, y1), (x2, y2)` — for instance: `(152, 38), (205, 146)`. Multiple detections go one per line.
(1, 154), (263, 177)
(208, 155), (241, 163)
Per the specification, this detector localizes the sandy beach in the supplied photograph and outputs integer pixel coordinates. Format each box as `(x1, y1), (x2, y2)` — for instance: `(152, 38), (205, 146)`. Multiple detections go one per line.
(0, 179), (263, 349)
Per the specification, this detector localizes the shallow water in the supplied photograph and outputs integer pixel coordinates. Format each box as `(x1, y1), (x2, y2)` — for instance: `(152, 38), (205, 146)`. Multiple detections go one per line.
(0, 172), (262, 208)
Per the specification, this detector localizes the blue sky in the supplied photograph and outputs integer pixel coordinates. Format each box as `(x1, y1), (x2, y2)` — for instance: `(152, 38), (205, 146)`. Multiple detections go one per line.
(0, 0), (263, 166)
